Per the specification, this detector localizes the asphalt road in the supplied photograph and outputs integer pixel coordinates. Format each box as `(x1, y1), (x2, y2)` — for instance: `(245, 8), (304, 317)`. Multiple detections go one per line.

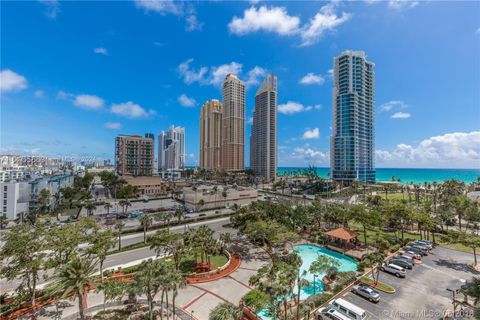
(339, 246), (477, 319)
(0, 216), (235, 293)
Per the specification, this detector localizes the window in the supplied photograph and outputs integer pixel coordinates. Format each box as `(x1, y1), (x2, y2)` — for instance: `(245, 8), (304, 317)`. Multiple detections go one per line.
(3, 186), (7, 192)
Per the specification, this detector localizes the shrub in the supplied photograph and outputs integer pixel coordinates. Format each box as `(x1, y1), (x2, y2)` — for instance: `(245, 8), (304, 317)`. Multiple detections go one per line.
(389, 244), (401, 253)
(242, 289), (270, 311)
(357, 262), (367, 272)
(305, 292), (333, 308)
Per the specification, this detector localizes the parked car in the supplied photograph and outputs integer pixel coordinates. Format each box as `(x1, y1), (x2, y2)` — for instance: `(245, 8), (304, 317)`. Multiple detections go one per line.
(316, 306), (351, 320)
(215, 210), (221, 214)
(410, 240), (432, 250)
(129, 211), (143, 218)
(199, 213), (207, 217)
(351, 284), (380, 302)
(404, 246), (428, 256)
(117, 213), (129, 219)
(399, 249), (422, 260)
(380, 263), (407, 278)
(390, 258), (413, 270)
(394, 254), (416, 264)
(184, 215), (192, 219)
(330, 298), (367, 320)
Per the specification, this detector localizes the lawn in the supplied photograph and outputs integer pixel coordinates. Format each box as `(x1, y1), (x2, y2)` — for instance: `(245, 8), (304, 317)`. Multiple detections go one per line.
(119, 253), (229, 275)
(349, 223), (473, 254)
(360, 276), (395, 293)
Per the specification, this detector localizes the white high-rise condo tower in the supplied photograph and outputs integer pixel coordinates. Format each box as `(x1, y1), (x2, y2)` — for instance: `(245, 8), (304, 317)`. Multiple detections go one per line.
(158, 125), (185, 178)
(330, 50), (375, 184)
(222, 73), (245, 171)
(250, 74), (277, 181)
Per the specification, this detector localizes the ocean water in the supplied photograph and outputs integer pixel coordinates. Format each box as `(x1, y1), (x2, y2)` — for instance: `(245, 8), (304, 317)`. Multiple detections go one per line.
(277, 167), (480, 184)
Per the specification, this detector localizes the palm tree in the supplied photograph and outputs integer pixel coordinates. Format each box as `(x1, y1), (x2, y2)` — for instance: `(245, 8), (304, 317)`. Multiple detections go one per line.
(104, 202), (112, 215)
(361, 252), (385, 285)
(461, 277), (480, 306)
(174, 209), (184, 224)
(139, 214), (153, 244)
(88, 229), (116, 282)
(49, 256), (97, 320)
(85, 201), (96, 216)
(130, 259), (166, 320)
(209, 302), (243, 320)
(168, 268), (187, 319)
(118, 199), (131, 215)
(115, 221), (125, 251)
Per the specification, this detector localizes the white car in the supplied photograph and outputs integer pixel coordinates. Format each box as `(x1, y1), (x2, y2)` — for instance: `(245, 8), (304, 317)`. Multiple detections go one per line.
(380, 263), (407, 278)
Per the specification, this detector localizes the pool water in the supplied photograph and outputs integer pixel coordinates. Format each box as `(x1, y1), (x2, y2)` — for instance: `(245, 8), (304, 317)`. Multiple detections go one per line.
(256, 244), (358, 319)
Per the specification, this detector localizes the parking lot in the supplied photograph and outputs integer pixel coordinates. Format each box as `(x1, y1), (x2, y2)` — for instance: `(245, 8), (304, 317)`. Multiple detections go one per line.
(79, 198), (180, 216)
(340, 246), (477, 319)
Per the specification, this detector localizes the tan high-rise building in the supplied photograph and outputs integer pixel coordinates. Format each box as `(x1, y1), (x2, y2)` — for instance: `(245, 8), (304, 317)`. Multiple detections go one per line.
(115, 134), (154, 176)
(200, 99), (223, 171)
(221, 73), (245, 171)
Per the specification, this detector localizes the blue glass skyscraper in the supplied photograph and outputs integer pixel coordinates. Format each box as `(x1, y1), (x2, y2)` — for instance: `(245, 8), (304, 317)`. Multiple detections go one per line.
(330, 51), (376, 184)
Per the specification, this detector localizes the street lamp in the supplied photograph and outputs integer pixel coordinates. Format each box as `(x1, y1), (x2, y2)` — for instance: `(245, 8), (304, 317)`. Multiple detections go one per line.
(446, 288), (458, 318)
(313, 275), (318, 295)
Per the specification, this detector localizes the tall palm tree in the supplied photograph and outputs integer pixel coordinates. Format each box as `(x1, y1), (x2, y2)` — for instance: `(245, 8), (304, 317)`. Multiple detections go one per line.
(115, 221), (125, 251)
(168, 268), (187, 319)
(130, 259), (166, 320)
(209, 302), (243, 320)
(49, 256), (97, 320)
(85, 201), (96, 216)
(104, 202), (112, 215)
(139, 214), (153, 244)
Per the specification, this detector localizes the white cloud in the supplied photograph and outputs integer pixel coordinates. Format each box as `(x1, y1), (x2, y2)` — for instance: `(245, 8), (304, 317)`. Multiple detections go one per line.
(0, 69), (28, 93)
(300, 3), (352, 47)
(34, 90), (45, 98)
(248, 117), (253, 125)
(476, 27), (480, 34)
(104, 122), (121, 129)
(210, 62), (243, 87)
(376, 131), (480, 168)
(278, 101), (321, 115)
(185, 15), (203, 31)
(134, 0), (183, 15)
(299, 72), (325, 85)
(287, 145), (329, 166)
(228, 4), (351, 47)
(391, 111), (411, 119)
(111, 101), (155, 119)
(56, 90), (72, 100)
(177, 59), (208, 85)
(380, 100), (407, 111)
(73, 94), (104, 110)
(303, 128), (320, 139)
(93, 47), (108, 55)
(177, 59), (263, 88)
(228, 6), (300, 36)
(38, 0), (60, 19)
(244, 66), (266, 88)
(388, 0), (419, 10)
(178, 94), (196, 107)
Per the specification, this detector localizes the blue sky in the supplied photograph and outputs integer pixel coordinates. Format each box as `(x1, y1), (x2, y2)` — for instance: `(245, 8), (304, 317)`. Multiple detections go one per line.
(1, 0), (479, 168)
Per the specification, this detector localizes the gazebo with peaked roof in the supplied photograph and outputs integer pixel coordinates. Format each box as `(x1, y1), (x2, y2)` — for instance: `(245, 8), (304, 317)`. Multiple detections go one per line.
(325, 227), (360, 251)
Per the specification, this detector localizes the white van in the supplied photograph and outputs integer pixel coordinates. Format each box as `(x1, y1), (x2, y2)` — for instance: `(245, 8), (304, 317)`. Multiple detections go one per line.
(316, 306), (351, 320)
(331, 298), (367, 320)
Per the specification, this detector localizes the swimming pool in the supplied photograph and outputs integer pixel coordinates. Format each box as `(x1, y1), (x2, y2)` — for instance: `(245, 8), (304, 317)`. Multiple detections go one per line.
(256, 243), (358, 319)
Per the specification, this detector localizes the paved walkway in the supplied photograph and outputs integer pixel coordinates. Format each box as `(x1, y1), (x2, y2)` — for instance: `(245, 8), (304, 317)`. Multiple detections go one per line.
(175, 239), (271, 319)
(25, 238), (270, 320)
